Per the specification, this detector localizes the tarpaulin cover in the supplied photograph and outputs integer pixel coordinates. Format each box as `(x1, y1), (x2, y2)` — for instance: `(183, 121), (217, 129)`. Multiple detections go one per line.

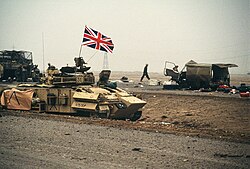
(186, 66), (212, 82)
(1, 88), (34, 110)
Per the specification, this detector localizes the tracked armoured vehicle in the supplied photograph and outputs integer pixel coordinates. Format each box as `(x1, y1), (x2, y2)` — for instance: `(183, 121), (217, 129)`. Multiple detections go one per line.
(1, 57), (146, 121)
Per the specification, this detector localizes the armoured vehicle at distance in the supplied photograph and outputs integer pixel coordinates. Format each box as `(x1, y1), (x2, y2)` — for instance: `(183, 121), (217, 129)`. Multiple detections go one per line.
(0, 50), (40, 82)
(164, 60), (238, 89)
(1, 57), (146, 121)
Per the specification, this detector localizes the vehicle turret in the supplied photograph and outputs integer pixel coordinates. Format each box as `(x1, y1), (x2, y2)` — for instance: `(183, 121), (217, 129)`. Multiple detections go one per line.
(43, 57), (94, 86)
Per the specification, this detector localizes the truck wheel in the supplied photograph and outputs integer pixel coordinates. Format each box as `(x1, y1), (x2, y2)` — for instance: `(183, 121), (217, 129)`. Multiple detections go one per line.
(192, 81), (200, 90)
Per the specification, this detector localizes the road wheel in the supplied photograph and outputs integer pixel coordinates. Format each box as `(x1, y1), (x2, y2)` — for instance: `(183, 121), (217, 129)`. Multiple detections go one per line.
(130, 111), (142, 121)
(97, 113), (109, 119)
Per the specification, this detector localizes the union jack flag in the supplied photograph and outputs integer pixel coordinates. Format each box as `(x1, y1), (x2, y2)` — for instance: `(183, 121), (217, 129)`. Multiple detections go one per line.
(82, 26), (114, 53)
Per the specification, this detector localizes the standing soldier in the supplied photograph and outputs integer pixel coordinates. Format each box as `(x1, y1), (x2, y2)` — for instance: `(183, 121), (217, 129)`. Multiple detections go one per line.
(140, 64), (150, 82)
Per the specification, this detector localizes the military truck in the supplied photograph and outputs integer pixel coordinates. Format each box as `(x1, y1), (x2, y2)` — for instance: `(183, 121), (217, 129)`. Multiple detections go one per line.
(0, 50), (40, 82)
(164, 60), (238, 89)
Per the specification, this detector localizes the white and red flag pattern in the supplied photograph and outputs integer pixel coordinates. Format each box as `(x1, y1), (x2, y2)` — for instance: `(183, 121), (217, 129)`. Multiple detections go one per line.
(82, 26), (114, 53)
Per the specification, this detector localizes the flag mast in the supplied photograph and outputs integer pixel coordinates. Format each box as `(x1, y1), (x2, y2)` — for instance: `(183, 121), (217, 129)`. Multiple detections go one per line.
(78, 45), (83, 58)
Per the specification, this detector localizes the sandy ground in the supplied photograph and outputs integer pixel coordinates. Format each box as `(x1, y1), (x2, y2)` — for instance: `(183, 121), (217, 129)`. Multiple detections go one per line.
(0, 115), (250, 168)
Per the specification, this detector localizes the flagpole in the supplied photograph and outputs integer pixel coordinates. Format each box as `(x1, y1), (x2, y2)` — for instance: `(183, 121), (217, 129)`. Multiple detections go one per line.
(78, 45), (83, 58)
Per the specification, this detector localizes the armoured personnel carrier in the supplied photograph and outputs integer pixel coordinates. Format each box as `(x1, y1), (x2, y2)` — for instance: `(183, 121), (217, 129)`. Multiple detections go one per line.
(1, 57), (146, 121)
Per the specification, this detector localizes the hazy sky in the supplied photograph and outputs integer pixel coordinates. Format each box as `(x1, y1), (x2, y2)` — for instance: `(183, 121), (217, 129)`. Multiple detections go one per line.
(0, 0), (249, 73)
